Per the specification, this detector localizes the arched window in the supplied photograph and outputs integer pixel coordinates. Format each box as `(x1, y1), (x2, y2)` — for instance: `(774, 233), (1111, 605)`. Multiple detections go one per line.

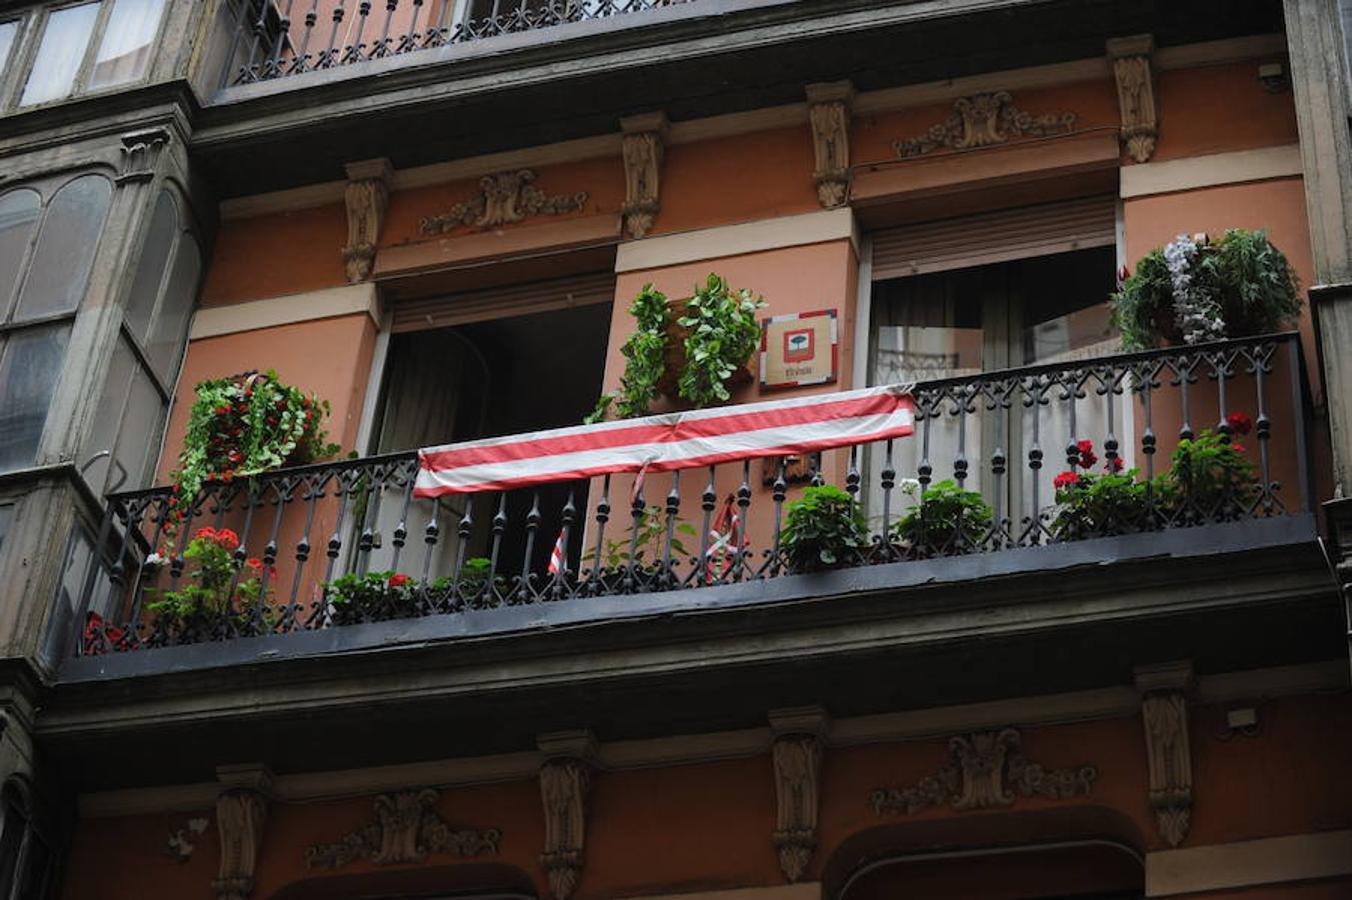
(0, 778), (56, 900)
(81, 187), (202, 495)
(0, 174), (112, 474)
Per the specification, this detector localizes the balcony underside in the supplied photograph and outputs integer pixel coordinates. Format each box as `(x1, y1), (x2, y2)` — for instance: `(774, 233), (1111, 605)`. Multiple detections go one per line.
(193, 0), (1284, 197)
(39, 515), (1340, 793)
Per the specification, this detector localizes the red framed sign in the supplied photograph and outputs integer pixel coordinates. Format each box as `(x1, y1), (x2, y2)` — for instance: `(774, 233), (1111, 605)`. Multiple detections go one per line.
(759, 308), (839, 390)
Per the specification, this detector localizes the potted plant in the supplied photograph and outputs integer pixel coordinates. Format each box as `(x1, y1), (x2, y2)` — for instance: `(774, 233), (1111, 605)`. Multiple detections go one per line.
(145, 527), (274, 641)
(891, 479), (993, 557)
(1162, 413), (1259, 522)
(780, 484), (869, 573)
(323, 571), (420, 625)
(1112, 229), (1301, 350)
(1050, 441), (1154, 540)
(586, 285), (670, 423)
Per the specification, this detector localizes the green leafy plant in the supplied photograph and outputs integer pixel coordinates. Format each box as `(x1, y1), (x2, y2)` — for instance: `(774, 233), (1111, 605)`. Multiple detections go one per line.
(780, 485), (869, 573)
(145, 527), (274, 636)
(586, 285), (671, 423)
(455, 556), (510, 599)
(676, 274), (766, 407)
(1051, 469), (1157, 539)
(323, 570), (419, 625)
(168, 370), (340, 535)
(1163, 421), (1258, 521)
(891, 479), (992, 555)
(583, 506), (695, 570)
(1112, 229), (1301, 350)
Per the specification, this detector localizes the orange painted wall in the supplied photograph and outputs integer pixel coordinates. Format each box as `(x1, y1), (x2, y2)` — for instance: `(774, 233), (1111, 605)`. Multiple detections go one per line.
(1150, 62), (1299, 163)
(201, 204), (348, 307)
(59, 691), (1352, 900)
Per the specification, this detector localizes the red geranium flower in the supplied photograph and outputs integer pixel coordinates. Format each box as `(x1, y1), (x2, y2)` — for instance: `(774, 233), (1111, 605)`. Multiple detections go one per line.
(1053, 471), (1080, 490)
(1106, 456), (1124, 473)
(388, 573), (411, 588)
(1226, 412), (1253, 436)
(215, 529), (240, 550)
(1231, 443), (1246, 453)
(246, 558), (263, 571)
(194, 527), (218, 540)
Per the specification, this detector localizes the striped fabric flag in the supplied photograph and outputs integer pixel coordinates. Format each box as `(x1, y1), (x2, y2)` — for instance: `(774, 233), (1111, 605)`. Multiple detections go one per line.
(547, 529), (567, 575)
(414, 384), (915, 498)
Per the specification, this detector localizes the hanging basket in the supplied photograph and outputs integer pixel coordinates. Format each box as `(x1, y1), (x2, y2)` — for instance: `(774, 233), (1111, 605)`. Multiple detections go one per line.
(654, 315), (757, 403)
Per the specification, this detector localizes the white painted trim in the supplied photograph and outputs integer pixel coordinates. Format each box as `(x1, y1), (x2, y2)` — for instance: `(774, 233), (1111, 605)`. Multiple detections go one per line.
(353, 306), (392, 456)
(617, 886), (821, 900)
(187, 283), (381, 340)
(1120, 144), (1303, 199)
(74, 660), (1344, 817)
(614, 208), (858, 273)
(852, 235), (873, 391)
(216, 34), (1285, 222)
(1145, 830), (1352, 896)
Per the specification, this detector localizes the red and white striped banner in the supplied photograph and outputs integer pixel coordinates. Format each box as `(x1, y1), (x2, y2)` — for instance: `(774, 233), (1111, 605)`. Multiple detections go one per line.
(414, 384), (915, 498)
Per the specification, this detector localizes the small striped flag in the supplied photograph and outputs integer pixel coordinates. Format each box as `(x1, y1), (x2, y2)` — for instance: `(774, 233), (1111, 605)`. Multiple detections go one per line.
(547, 529), (567, 576)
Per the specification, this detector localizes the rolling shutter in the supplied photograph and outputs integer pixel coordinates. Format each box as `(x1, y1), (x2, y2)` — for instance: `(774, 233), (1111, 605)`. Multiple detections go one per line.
(391, 271), (615, 333)
(870, 195), (1117, 281)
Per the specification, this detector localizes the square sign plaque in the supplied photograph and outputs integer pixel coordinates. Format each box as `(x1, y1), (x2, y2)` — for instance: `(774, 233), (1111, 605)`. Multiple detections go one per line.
(759, 308), (838, 390)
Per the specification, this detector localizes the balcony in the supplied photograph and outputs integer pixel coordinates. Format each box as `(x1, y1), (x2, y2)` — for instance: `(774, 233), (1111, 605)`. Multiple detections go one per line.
(64, 332), (1322, 679)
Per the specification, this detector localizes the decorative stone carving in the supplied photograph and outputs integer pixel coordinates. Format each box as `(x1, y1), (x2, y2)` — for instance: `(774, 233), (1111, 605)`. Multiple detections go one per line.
(419, 169), (587, 235)
(1108, 34), (1159, 163)
(165, 816), (209, 863)
(772, 734), (821, 882)
(540, 758), (590, 900)
(892, 92), (1077, 158)
(117, 127), (171, 183)
(806, 82), (853, 208)
(213, 790), (267, 900)
(1137, 662), (1193, 847)
(620, 112), (668, 239)
(305, 789), (501, 869)
(342, 158), (392, 283)
(870, 727), (1096, 815)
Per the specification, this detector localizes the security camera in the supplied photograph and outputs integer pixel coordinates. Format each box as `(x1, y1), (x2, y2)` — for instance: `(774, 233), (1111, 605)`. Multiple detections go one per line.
(1258, 62), (1287, 93)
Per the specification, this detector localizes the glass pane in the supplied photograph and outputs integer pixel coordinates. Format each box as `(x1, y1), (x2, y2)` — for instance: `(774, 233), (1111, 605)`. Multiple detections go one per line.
(0, 21), (19, 74)
(80, 337), (134, 494)
(15, 175), (112, 320)
(110, 362), (163, 492)
(1017, 248), (1117, 365)
(0, 504), (11, 556)
(89, 0), (165, 89)
(0, 190), (41, 319)
(0, 325), (71, 473)
(19, 2), (100, 106)
(146, 234), (199, 380)
(123, 191), (176, 343)
(870, 272), (984, 384)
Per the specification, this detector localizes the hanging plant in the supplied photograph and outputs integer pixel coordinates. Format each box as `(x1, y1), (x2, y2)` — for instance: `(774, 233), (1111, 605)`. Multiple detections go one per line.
(673, 274), (765, 407)
(586, 284), (670, 424)
(168, 370), (340, 528)
(1112, 229), (1301, 350)
(780, 484), (869, 573)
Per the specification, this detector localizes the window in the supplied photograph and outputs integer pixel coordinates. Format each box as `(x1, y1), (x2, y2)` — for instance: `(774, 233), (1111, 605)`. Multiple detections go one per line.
(0, 174), (112, 475)
(0, 21), (18, 75)
(0, 779), (57, 900)
(12, 0), (165, 108)
(81, 188), (200, 496)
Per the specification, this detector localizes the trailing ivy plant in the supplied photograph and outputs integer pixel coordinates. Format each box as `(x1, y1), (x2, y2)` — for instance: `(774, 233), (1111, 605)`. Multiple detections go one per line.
(891, 479), (992, 556)
(780, 485), (869, 573)
(1112, 229), (1301, 350)
(169, 370), (340, 533)
(676, 274), (766, 407)
(585, 285), (670, 424)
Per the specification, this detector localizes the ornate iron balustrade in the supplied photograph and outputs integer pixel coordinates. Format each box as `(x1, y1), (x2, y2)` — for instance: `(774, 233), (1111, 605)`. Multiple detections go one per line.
(222, 0), (693, 86)
(72, 333), (1313, 656)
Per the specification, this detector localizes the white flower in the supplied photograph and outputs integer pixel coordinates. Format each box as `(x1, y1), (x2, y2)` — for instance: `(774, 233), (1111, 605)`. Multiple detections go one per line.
(144, 552), (166, 567)
(1165, 233), (1225, 345)
(898, 478), (922, 496)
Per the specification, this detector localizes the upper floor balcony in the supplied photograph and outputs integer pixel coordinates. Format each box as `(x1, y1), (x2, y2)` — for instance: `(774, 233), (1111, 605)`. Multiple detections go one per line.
(62, 331), (1325, 683)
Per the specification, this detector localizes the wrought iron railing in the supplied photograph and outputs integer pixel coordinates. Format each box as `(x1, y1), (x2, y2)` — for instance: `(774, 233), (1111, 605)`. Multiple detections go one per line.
(73, 333), (1313, 656)
(222, 0), (692, 87)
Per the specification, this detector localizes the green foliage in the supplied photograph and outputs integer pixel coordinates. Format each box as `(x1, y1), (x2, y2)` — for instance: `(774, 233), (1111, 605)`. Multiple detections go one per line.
(1165, 428), (1258, 519)
(583, 506), (695, 570)
(676, 274), (766, 407)
(891, 480), (992, 553)
(781, 485), (869, 573)
(323, 570), (419, 625)
(1111, 230), (1301, 350)
(146, 528), (272, 634)
(170, 370), (341, 530)
(585, 285), (670, 423)
(1051, 470), (1158, 539)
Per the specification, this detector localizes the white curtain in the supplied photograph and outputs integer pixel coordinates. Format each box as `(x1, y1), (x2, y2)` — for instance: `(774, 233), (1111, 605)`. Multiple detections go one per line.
(20, 2), (99, 106)
(90, 0), (166, 89)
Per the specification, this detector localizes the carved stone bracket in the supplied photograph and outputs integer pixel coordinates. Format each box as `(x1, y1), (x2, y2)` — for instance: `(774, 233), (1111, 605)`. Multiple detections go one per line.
(1136, 661), (1194, 847)
(871, 727), (1097, 815)
(620, 111), (668, 239)
(305, 789), (501, 869)
(213, 765), (272, 900)
(539, 755), (591, 899)
(342, 158), (392, 283)
(419, 169), (587, 235)
(117, 127), (172, 184)
(770, 707), (827, 883)
(1108, 34), (1159, 163)
(892, 91), (1077, 158)
(806, 82), (853, 208)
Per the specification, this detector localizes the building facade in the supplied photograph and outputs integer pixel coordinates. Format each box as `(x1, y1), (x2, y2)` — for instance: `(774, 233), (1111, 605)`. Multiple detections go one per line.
(0, 0), (1348, 897)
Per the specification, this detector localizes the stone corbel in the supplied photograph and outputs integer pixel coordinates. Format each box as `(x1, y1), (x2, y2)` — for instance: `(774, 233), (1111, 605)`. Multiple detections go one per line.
(1136, 662), (1194, 847)
(806, 82), (854, 209)
(117, 127), (172, 184)
(342, 158), (393, 283)
(538, 731), (595, 900)
(1108, 34), (1159, 163)
(213, 765), (273, 900)
(620, 112), (668, 240)
(769, 707), (828, 883)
